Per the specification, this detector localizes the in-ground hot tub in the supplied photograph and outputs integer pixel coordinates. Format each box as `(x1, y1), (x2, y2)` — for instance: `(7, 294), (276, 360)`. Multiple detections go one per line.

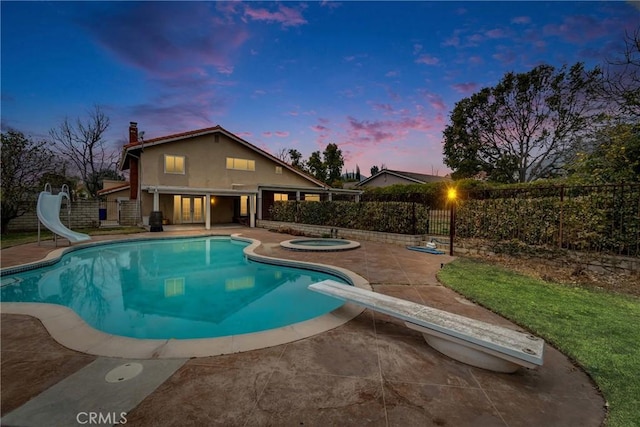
(280, 238), (360, 251)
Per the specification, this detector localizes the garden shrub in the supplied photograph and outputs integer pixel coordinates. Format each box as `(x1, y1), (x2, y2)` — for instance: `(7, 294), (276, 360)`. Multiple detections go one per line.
(270, 200), (430, 234)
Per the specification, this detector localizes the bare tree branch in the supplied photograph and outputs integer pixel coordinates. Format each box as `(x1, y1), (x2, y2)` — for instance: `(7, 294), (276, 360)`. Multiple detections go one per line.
(49, 105), (119, 198)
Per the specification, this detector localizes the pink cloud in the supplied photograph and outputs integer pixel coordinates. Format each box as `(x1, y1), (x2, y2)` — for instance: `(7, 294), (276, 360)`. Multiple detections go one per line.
(339, 86), (364, 98)
(512, 16), (531, 24)
(468, 55), (484, 65)
(320, 1), (342, 10)
(385, 70), (399, 77)
(442, 35), (460, 47)
(85, 3), (249, 76)
(311, 124), (329, 132)
(415, 54), (439, 65)
(452, 82), (479, 94)
(243, 4), (307, 27)
(467, 33), (484, 45)
(344, 112), (434, 147)
(372, 103), (394, 114)
(492, 47), (518, 65)
(485, 28), (507, 39)
(421, 91), (447, 112)
(287, 109), (316, 117)
(543, 15), (611, 44)
(262, 130), (290, 138)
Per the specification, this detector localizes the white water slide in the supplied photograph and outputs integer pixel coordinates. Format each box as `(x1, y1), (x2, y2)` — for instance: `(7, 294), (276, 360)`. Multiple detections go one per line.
(37, 184), (90, 244)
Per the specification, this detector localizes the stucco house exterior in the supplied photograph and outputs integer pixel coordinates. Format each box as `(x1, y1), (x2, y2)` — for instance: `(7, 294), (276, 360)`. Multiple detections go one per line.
(356, 169), (450, 188)
(108, 123), (360, 229)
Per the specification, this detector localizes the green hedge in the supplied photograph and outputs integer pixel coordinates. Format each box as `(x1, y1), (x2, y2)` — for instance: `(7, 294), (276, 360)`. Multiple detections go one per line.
(456, 189), (639, 255)
(270, 200), (430, 234)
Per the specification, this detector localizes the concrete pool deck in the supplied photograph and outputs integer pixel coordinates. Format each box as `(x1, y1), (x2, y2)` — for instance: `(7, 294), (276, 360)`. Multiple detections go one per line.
(1, 227), (606, 426)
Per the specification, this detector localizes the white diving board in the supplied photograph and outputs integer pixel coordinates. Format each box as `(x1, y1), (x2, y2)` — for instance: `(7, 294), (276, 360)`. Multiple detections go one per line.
(309, 280), (544, 373)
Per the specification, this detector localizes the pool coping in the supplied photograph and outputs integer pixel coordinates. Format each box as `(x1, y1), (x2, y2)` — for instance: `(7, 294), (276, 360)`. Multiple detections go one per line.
(0, 234), (370, 359)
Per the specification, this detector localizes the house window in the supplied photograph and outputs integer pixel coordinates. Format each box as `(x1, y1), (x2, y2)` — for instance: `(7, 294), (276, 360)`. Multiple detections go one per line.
(225, 276), (255, 291)
(164, 278), (185, 297)
(275, 166), (282, 174)
(274, 193), (288, 202)
(304, 194), (320, 202)
(226, 157), (255, 171)
(165, 155), (185, 174)
(240, 195), (249, 216)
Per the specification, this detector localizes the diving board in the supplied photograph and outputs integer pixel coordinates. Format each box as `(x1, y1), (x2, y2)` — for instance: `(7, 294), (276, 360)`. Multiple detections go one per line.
(308, 280), (544, 373)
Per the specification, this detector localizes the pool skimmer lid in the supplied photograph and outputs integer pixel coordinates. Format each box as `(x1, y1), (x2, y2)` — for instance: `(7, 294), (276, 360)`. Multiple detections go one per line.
(105, 362), (143, 383)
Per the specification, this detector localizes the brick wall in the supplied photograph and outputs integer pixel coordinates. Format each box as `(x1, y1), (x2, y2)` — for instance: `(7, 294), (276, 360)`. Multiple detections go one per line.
(119, 200), (140, 226)
(6, 200), (100, 232)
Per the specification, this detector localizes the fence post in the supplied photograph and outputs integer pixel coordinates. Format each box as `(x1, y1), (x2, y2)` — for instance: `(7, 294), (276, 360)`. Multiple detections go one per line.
(412, 200), (416, 235)
(447, 188), (457, 256)
(558, 185), (564, 249)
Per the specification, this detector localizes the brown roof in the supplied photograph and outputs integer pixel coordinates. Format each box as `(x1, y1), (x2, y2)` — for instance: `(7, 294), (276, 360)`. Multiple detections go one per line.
(124, 126), (222, 149)
(97, 182), (130, 196)
(120, 125), (328, 188)
(356, 169), (450, 187)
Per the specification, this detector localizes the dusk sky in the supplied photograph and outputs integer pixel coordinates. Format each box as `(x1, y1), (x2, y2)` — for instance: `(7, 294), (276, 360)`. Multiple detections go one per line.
(2, 1), (638, 177)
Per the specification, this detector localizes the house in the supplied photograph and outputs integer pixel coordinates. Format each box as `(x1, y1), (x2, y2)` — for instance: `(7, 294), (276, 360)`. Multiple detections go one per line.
(355, 169), (450, 188)
(112, 122), (360, 229)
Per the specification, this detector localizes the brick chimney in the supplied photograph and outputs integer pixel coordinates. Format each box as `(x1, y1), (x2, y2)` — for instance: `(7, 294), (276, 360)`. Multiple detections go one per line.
(128, 122), (139, 200)
(129, 122), (138, 144)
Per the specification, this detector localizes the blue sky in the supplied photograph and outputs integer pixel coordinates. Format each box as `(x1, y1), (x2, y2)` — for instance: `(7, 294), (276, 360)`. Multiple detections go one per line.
(2, 1), (638, 176)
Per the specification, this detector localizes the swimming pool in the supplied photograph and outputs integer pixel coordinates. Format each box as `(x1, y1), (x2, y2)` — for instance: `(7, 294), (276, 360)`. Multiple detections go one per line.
(0, 236), (350, 340)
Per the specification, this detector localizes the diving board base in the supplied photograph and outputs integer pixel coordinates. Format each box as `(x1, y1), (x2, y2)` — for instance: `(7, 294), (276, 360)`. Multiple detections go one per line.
(308, 280), (544, 373)
(405, 322), (529, 373)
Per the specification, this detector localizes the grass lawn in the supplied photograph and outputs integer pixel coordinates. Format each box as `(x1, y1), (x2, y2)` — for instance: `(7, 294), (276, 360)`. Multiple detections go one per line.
(0, 227), (145, 249)
(437, 258), (640, 427)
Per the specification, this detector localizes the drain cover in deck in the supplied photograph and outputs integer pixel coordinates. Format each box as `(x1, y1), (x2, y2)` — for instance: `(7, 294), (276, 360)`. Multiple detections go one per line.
(105, 362), (143, 383)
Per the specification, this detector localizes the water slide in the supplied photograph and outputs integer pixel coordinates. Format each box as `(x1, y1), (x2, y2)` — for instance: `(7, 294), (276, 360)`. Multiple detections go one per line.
(37, 185), (90, 243)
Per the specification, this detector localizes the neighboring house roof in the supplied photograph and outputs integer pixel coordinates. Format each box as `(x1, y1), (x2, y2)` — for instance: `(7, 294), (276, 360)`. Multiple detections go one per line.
(120, 125), (329, 189)
(356, 169), (450, 187)
(97, 182), (130, 196)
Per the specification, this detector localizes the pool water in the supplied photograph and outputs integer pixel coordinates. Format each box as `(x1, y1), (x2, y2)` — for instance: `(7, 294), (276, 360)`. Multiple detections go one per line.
(0, 237), (347, 339)
(292, 239), (350, 246)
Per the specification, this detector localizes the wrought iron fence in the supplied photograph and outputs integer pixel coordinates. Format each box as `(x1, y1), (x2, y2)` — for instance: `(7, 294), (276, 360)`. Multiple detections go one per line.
(457, 183), (640, 257)
(271, 184), (639, 257)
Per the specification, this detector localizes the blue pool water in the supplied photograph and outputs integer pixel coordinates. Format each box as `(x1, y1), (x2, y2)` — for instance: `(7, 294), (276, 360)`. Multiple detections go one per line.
(0, 237), (347, 339)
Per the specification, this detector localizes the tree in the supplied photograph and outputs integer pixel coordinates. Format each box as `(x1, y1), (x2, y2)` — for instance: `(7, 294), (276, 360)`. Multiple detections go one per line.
(288, 149), (305, 170)
(443, 63), (602, 183)
(275, 148), (289, 162)
(1, 130), (58, 233)
(323, 143), (344, 185)
(49, 105), (119, 198)
(307, 151), (326, 182)
(569, 122), (640, 183)
(370, 165), (380, 176)
(601, 27), (640, 118)
(356, 165), (361, 181)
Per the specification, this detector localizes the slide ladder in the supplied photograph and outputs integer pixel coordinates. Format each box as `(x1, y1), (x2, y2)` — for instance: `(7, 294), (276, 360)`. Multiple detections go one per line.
(37, 183), (90, 246)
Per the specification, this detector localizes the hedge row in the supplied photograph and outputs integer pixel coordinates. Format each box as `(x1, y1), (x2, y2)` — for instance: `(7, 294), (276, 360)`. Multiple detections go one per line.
(269, 200), (430, 235)
(456, 192), (639, 256)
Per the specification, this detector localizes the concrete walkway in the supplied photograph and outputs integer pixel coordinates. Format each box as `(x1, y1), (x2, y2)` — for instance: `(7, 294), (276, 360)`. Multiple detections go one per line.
(1, 227), (606, 426)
